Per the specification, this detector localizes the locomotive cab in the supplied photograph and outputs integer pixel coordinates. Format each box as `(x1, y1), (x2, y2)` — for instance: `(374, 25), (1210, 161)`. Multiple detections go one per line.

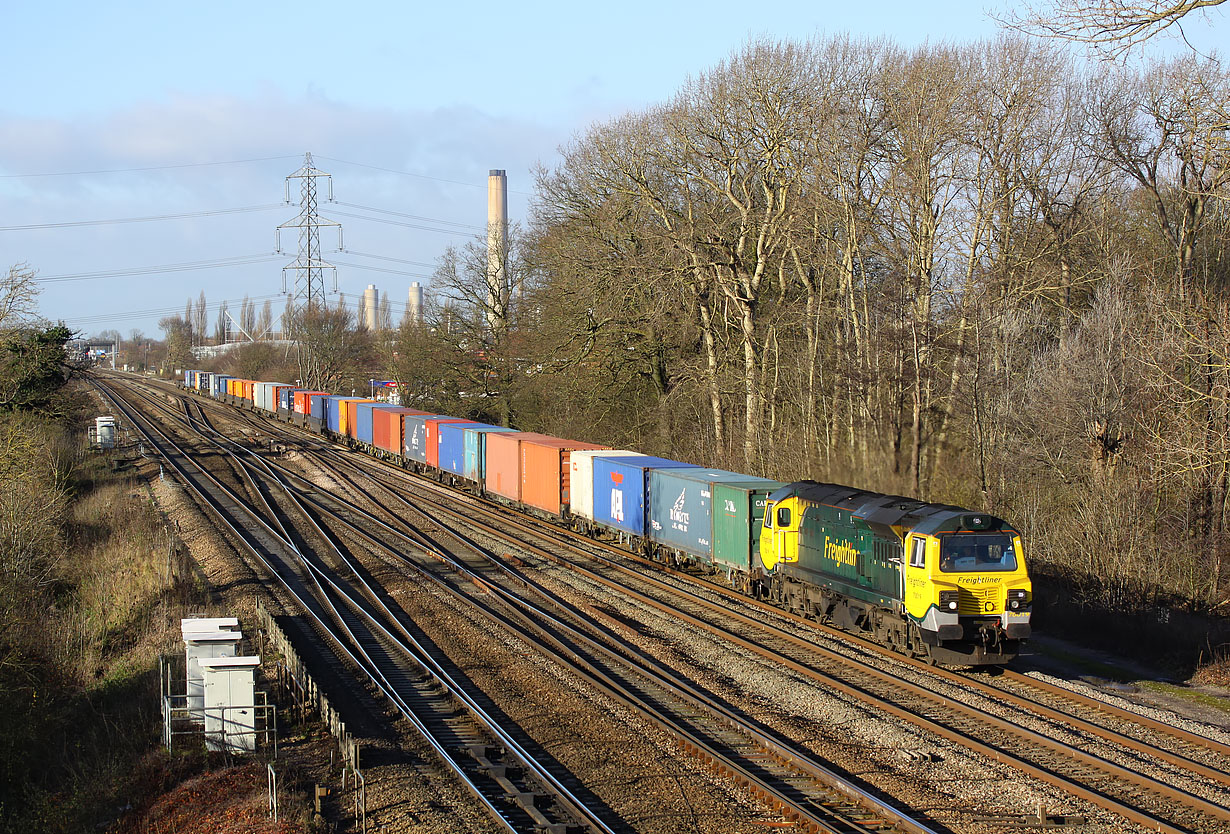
(760, 482), (1031, 666)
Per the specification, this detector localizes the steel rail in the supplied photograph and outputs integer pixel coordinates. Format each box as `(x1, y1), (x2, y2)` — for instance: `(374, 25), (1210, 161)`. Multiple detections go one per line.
(292, 439), (1229, 834)
(163, 378), (1230, 832)
(154, 380), (940, 834)
(97, 377), (612, 834)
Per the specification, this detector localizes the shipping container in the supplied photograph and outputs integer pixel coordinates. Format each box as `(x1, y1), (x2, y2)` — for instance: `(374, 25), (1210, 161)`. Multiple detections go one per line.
(463, 425), (518, 484)
(342, 399), (377, 438)
(482, 432), (607, 511)
(295, 390), (328, 416)
(371, 407), (430, 456)
(569, 450), (640, 522)
(437, 421), (488, 477)
(647, 469), (781, 563)
(269, 384), (293, 412)
(403, 415), (464, 464)
(483, 430), (522, 501)
(520, 434), (608, 515)
(213, 376), (231, 398)
(253, 382), (288, 413)
(311, 394), (333, 424)
(426, 418), (476, 468)
(353, 401), (393, 445)
(324, 397), (362, 434)
(591, 455), (699, 538)
(711, 479), (784, 573)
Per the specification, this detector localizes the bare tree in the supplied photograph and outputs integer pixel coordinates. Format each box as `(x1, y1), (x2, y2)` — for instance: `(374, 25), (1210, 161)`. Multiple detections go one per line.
(1088, 56), (1230, 298)
(258, 299), (273, 339)
(194, 291), (207, 344)
(1003, 0), (1226, 56)
(286, 302), (370, 392)
(0, 265), (41, 328)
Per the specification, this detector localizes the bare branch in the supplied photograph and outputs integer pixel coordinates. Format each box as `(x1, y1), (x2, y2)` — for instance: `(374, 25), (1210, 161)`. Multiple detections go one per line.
(1000, 0), (1225, 57)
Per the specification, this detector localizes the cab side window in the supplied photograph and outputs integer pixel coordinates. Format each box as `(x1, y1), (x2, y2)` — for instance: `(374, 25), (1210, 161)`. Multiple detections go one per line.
(776, 507), (792, 528)
(909, 537), (926, 568)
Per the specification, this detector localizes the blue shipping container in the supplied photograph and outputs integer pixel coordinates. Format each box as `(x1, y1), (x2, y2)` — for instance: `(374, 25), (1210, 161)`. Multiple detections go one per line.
(591, 455), (699, 538)
(647, 469), (778, 562)
(463, 426), (518, 483)
(324, 397), (357, 433)
(437, 422), (488, 477)
(355, 402), (397, 446)
(311, 394), (330, 423)
(213, 376), (231, 398)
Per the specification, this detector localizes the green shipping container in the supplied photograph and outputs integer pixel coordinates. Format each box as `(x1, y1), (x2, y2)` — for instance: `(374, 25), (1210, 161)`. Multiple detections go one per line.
(712, 479), (784, 573)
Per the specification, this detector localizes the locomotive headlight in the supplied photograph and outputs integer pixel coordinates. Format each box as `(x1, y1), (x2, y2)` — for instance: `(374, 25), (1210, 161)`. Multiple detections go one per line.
(1007, 588), (1029, 610)
(939, 590), (959, 611)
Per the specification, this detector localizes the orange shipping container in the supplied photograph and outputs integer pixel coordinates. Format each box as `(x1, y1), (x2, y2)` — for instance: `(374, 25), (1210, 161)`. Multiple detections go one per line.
(343, 399), (378, 438)
(372, 407), (430, 455)
(519, 433), (608, 515)
(484, 431), (522, 501)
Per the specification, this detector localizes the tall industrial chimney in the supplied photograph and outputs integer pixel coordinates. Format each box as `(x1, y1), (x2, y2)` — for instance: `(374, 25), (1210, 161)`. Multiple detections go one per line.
(407, 282), (424, 325)
(362, 283), (379, 331)
(486, 169), (508, 335)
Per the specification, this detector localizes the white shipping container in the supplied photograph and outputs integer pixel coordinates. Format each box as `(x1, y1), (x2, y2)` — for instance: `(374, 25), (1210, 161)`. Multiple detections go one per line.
(568, 449), (640, 521)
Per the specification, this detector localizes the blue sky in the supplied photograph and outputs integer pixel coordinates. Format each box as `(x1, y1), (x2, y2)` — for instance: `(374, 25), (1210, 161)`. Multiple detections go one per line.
(0, 1), (1222, 338)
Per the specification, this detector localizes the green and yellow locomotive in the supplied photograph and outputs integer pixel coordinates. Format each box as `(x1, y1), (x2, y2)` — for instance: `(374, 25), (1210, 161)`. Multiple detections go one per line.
(760, 481), (1031, 665)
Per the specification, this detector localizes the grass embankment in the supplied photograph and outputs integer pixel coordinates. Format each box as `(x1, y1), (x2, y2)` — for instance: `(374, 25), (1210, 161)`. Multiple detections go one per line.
(0, 406), (211, 833)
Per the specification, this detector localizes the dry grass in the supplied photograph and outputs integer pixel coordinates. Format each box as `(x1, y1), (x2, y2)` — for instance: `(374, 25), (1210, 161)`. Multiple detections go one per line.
(1192, 651), (1230, 689)
(49, 471), (188, 685)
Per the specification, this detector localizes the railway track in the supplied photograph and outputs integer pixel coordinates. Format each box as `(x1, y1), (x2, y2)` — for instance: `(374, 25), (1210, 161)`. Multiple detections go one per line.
(102, 373), (943, 834)
(97, 377), (621, 834)
(177, 388), (1230, 834)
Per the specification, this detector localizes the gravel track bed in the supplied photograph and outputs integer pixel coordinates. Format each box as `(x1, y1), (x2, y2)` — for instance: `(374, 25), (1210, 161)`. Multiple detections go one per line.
(163, 393), (1230, 833)
(282, 442), (779, 833)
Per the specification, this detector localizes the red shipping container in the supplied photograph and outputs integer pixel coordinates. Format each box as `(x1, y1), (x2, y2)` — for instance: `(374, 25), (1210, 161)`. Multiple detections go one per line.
(293, 390), (326, 415)
(372, 407), (431, 455)
(425, 419), (477, 468)
(519, 433), (607, 514)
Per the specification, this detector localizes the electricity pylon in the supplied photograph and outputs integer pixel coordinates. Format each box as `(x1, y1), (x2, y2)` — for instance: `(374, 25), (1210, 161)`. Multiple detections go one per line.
(277, 152), (342, 313)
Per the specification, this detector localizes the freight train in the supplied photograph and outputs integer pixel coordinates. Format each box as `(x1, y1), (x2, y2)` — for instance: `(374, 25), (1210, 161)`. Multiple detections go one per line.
(180, 370), (1032, 666)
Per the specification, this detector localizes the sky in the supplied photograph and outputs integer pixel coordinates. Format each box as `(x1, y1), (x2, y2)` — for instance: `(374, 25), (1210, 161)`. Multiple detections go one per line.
(0, 1), (1223, 339)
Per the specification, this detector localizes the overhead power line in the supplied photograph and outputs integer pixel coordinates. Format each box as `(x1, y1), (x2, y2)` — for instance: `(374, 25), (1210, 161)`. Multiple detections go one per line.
(35, 253), (282, 284)
(0, 203), (285, 232)
(332, 259), (431, 279)
(344, 250), (437, 269)
(0, 154), (301, 179)
(329, 208), (478, 236)
(317, 156), (533, 197)
(63, 293), (285, 327)
(333, 201), (483, 231)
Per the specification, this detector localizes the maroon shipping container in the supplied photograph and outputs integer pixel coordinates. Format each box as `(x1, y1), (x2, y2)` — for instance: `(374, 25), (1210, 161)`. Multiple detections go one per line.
(372, 407), (430, 455)
(520, 433), (607, 514)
